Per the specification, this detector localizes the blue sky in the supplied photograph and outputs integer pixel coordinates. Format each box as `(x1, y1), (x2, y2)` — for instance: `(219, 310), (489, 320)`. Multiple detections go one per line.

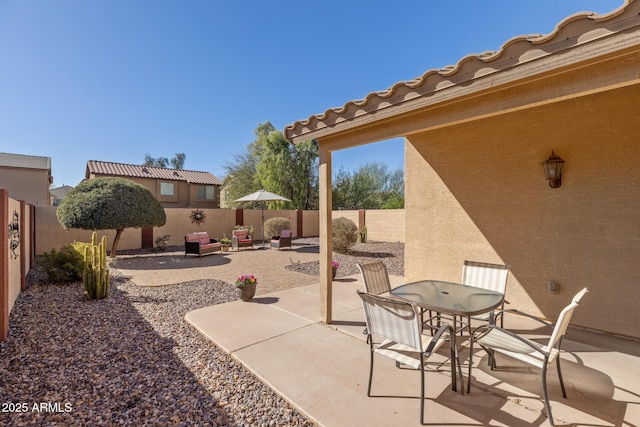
(0, 1), (623, 187)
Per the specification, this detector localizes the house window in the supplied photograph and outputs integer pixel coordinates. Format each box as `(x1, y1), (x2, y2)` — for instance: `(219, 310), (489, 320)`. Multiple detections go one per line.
(197, 185), (215, 200)
(160, 182), (175, 196)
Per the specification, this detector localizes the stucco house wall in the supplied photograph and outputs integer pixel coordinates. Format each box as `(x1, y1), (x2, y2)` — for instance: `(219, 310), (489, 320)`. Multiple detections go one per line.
(0, 153), (52, 206)
(405, 83), (640, 338)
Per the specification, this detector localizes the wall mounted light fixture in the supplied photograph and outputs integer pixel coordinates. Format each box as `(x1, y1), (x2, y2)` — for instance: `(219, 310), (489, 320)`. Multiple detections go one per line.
(542, 150), (564, 188)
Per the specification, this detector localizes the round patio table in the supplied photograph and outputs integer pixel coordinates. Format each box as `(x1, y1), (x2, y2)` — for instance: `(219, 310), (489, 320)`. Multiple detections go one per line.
(390, 280), (504, 318)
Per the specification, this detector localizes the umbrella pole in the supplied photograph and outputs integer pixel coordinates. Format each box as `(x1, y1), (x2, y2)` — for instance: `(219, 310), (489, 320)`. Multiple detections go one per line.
(261, 201), (266, 249)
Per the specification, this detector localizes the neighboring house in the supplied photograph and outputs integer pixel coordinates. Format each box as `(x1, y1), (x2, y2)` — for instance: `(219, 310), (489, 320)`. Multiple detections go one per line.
(85, 160), (222, 208)
(285, 3), (640, 340)
(50, 185), (74, 206)
(0, 152), (52, 206)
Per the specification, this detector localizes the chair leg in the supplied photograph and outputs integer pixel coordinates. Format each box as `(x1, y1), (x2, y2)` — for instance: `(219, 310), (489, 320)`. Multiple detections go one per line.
(467, 337), (475, 394)
(542, 361), (555, 426)
(420, 354), (425, 424)
(367, 346), (374, 397)
(556, 357), (567, 398)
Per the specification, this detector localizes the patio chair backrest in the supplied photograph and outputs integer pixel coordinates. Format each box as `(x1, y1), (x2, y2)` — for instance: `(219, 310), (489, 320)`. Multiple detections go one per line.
(546, 287), (589, 354)
(280, 230), (292, 238)
(357, 291), (423, 351)
(232, 230), (247, 239)
(356, 261), (392, 295)
(462, 260), (510, 294)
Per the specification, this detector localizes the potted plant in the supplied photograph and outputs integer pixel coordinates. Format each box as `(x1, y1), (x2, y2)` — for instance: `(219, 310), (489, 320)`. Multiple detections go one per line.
(220, 234), (231, 252)
(332, 260), (339, 280)
(236, 274), (257, 301)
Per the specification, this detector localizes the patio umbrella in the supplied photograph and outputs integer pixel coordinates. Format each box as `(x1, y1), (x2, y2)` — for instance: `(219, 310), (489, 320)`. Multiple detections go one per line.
(235, 189), (291, 248)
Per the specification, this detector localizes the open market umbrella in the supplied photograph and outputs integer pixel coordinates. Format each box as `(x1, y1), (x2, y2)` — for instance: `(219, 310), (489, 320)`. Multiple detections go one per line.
(235, 189), (291, 248)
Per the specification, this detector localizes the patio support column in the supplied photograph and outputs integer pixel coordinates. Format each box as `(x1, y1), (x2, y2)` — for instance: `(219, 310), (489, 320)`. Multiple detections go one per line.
(318, 146), (332, 323)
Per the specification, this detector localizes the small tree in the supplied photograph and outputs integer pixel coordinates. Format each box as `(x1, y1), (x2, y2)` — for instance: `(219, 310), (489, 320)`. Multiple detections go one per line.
(56, 177), (166, 257)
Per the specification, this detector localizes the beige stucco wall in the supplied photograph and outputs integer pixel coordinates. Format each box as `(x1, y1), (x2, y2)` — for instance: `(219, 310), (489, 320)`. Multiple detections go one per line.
(405, 86), (640, 339)
(156, 208), (238, 246)
(0, 168), (50, 206)
(302, 210), (319, 237)
(94, 176), (220, 209)
(36, 206), (404, 254)
(35, 207), (141, 254)
(366, 209), (404, 242)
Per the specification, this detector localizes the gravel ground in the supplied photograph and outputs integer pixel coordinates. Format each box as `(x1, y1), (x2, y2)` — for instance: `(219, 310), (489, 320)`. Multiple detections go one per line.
(0, 239), (403, 426)
(285, 238), (404, 279)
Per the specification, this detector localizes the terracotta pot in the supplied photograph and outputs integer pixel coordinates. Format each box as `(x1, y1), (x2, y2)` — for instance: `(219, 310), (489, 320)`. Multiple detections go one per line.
(239, 283), (257, 301)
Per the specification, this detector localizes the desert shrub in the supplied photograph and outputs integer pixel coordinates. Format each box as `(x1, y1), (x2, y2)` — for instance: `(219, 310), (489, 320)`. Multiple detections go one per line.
(155, 234), (171, 251)
(264, 217), (291, 239)
(37, 245), (84, 283)
(332, 217), (358, 254)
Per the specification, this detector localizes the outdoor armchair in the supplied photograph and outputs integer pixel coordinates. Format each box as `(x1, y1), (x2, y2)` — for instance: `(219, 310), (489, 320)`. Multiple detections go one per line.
(270, 229), (292, 250)
(467, 287), (589, 426)
(231, 229), (253, 251)
(356, 290), (464, 424)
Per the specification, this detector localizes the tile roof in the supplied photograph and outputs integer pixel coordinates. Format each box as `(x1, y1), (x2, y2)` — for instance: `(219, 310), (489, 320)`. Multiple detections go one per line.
(86, 160), (222, 185)
(0, 152), (51, 171)
(284, 0), (638, 142)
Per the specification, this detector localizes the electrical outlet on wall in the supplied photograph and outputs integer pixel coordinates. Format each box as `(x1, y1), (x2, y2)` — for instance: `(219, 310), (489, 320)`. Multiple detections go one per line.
(548, 281), (559, 293)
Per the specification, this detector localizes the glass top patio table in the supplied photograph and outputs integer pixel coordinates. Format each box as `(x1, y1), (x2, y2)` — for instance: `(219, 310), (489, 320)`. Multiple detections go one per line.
(390, 280), (504, 317)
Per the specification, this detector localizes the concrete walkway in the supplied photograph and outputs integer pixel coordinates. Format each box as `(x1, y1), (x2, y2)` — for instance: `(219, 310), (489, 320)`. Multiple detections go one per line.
(113, 245), (640, 426)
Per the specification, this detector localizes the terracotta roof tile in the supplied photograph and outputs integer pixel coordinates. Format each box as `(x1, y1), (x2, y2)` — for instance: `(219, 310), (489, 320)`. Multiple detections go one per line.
(86, 160), (222, 185)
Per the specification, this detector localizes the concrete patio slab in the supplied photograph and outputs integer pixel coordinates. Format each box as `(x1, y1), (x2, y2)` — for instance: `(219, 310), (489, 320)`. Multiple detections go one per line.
(187, 274), (640, 426)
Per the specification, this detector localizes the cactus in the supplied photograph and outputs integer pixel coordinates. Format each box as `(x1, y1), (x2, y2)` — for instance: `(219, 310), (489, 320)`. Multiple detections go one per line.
(82, 232), (110, 300)
(359, 225), (368, 243)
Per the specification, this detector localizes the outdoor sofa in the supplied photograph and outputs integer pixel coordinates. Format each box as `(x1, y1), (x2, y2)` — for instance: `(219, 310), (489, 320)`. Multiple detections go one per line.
(184, 232), (222, 257)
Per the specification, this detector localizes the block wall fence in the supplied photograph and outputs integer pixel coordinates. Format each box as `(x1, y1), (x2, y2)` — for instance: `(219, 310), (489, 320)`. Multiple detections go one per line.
(34, 207), (405, 255)
(1, 190), (34, 341)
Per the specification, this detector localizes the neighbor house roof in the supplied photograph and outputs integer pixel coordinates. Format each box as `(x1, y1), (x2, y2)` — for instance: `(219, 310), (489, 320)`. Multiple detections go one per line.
(0, 152), (51, 171)
(284, 0), (638, 143)
(86, 160), (223, 185)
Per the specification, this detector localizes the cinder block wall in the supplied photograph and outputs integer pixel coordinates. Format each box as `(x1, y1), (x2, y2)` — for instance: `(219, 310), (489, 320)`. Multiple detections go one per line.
(35, 207), (405, 255)
(35, 207), (141, 254)
(366, 209), (404, 242)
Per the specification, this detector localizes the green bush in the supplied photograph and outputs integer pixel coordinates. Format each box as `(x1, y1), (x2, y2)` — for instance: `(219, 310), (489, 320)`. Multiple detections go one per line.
(264, 217), (291, 239)
(155, 234), (171, 251)
(332, 217), (358, 254)
(37, 245), (84, 283)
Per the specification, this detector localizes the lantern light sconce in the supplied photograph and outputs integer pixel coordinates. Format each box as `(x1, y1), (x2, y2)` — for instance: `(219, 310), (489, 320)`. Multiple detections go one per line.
(542, 150), (565, 188)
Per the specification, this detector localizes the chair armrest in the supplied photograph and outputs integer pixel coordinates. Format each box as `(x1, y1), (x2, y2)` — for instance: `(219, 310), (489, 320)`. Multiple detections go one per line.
(424, 323), (455, 357)
(494, 309), (553, 329)
(471, 324), (551, 357)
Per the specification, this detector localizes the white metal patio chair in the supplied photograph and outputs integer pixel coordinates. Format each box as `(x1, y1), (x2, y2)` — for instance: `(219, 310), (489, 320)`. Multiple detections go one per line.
(356, 290), (464, 424)
(467, 287), (589, 426)
(356, 261), (393, 296)
(357, 261), (432, 339)
(429, 260), (510, 335)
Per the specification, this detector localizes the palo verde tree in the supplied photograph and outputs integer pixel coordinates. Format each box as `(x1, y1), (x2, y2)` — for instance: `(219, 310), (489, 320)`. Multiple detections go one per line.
(57, 177), (166, 257)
